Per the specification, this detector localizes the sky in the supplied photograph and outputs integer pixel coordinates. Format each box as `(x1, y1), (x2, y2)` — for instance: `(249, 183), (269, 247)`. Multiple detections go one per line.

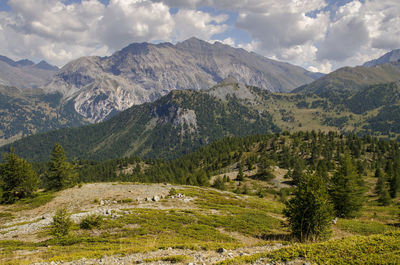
(0, 0), (399, 73)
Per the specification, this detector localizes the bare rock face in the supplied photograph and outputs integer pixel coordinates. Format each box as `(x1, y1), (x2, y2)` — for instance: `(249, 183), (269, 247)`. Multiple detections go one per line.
(45, 38), (318, 123)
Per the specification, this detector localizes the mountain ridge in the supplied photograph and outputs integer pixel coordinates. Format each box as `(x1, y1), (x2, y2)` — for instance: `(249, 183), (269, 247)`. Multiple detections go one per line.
(44, 37), (320, 123)
(363, 49), (400, 67)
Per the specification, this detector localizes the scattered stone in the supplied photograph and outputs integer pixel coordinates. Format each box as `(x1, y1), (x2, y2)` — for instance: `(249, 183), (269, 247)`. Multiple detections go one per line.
(145, 197), (151, 202)
(152, 195), (160, 202)
(113, 200), (118, 204)
(100, 200), (104, 206)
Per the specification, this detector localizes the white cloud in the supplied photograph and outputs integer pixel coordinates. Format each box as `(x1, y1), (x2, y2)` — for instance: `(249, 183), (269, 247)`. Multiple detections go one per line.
(0, 0), (229, 66)
(214, 37), (235, 46)
(171, 9), (227, 41)
(0, 0), (400, 72)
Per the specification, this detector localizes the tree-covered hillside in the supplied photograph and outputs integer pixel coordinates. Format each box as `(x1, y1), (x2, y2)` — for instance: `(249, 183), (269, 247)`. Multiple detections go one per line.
(2, 89), (278, 161)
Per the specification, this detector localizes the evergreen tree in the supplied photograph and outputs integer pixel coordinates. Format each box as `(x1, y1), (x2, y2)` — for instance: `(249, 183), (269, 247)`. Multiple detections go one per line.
(45, 144), (77, 190)
(378, 183), (391, 206)
(237, 166), (244, 181)
(284, 173), (334, 242)
(374, 168), (384, 195)
(0, 150), (39, 203)
(329, 153), (365, 218)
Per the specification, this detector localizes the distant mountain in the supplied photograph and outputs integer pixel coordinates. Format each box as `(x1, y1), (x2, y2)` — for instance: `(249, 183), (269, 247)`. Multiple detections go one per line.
(4, 78), (279, 161)
(294, 61), (400, 102)
(44, 37), (319, 123)
(363, 49), (400, 67)
(0, 55), (58, 89)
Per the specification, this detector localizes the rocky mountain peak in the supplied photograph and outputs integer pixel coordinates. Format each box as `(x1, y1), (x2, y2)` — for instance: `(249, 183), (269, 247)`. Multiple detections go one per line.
(43, 37), (319, 123)
(35, 60), (59, 71)
(363, 49), (400, 67)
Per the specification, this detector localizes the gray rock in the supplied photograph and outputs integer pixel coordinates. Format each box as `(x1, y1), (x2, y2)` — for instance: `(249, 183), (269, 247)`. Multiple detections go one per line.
(216, 247), (227, 253)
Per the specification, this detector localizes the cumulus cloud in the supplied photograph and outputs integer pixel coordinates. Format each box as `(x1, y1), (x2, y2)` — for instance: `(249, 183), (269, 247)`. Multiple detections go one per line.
(171, 9), (227, 41)
(0, 0), (399, 72)
(0, 0), (229, 66)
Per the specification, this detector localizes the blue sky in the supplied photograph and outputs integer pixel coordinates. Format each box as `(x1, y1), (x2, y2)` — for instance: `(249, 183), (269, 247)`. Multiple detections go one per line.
(0, 0), (398, 73)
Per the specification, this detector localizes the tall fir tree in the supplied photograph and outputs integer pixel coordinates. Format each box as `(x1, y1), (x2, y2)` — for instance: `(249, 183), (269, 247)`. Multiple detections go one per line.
(45, 144), (77, 190)
(329, 153), (365, 218)
(0, 150), (39, 203)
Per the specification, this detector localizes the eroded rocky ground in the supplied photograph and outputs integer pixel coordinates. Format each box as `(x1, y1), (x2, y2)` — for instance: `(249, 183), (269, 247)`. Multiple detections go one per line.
(0, 183), (289, 265)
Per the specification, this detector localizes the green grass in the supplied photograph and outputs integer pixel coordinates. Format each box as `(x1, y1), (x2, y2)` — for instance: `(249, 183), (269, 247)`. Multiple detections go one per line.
(12, 191), (55, 211)
(144, 255), (192, 263)
(337, 218), (398, 236)
(217, 231), (400, 265)
(0, 212), (15, 224)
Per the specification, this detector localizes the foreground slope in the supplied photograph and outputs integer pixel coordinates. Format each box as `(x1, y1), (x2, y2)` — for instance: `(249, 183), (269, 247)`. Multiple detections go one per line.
(2, 132), (400, 264)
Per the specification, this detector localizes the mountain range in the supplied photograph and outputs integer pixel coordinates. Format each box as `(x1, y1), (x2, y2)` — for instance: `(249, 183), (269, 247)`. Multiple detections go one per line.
(0, 56), (58, 89)
(44, 37), (320, 123)
(0, 37), (322, 145)
(1, 39), (400, 161)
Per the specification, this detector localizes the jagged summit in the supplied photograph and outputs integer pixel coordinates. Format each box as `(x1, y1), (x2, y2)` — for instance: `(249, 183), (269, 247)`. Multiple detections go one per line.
(0, 55), (58, 89)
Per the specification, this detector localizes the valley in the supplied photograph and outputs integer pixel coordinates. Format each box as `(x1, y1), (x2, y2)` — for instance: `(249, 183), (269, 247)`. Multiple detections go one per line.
(1, 35), (400, 265)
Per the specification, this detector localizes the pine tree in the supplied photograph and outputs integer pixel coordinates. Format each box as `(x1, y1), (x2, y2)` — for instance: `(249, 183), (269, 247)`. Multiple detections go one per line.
(378, 184), (391, 206)
(0, 150), (39, 203)
(329, 153), (365, 218)
(284, 173), (334, 242)
(45, 144), (77, 191)
(374, 168), (384, 195)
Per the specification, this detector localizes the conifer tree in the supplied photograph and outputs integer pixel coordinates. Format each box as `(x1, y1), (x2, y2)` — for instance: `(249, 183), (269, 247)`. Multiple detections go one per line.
(329, 153), (365, 217)
(0, 150), (39, 203)
(45, 144), (77, 191)
(284, 173), (333, 242)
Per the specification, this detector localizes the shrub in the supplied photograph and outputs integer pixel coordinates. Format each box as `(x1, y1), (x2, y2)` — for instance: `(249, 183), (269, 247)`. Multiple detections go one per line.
(51, 208), (72, 237)
(284, 174), (334, 242)
(79, 214), (103, 230)
(169, 187), (177, 196)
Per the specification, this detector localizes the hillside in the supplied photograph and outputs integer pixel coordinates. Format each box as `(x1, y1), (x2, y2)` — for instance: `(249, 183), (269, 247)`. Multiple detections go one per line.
(45, 37), (319, 122)
(6, 77), (400, 161)
(0, 85), (87, 146)
(2, 82), (278, 161)
(1, 132), (400, 264)
(294, 61), (400, 102)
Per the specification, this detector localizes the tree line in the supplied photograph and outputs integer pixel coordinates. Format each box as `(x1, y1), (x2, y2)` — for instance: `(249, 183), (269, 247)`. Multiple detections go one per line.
(0, 144), (77, 203)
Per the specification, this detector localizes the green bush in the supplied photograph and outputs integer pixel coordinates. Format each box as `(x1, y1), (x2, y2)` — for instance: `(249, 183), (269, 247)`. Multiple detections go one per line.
(51, 208), (72, 237)
(169, 187), (177, 196)
(79, 214), (103, 230)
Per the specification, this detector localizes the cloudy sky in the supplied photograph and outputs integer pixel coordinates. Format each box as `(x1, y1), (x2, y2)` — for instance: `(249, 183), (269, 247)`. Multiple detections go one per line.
(0, 0), (399, 73)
